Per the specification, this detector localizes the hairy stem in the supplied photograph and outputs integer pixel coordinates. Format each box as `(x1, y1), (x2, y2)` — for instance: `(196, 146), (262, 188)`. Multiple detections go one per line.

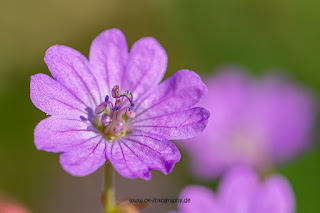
(104, 161), (116, 213)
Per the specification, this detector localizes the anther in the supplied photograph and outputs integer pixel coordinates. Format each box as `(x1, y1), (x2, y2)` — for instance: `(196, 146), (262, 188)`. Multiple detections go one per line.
(112, 85), (120, 98)
(105, 95), (109, 103)
(113, 121), (124, 134)
(119, 90), (133, 102)
(95, 102), (107, 114)
(126, 110), (136, 118)
(101, 113), (112, 126)
(130, 103), (135, 110)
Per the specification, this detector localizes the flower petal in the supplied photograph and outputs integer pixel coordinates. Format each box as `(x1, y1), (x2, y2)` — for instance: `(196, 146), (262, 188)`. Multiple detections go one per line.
(252, 175), (295, 213)
(34, 115), (101, 153)
(44, 45), (102, 107)
(178, 186), (220, 213)
(60, 139), (107, 176)
(89, 28), (129, 94)
(30, 74), (88, 116)
(133, 69), (207, 120)
(106, 131), (180, 180)
(130, 107), (210, 140)
(218, 166), (259, 212)
(254, 76), (316, 162)
(177, 70), (266, 180)
(123, 37), (167, 99)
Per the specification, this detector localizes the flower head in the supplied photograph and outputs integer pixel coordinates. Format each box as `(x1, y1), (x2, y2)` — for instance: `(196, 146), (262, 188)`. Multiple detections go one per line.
(170, 167), (295, 213)
(30, 29), (209, 179)
(180, 68), (316, 179)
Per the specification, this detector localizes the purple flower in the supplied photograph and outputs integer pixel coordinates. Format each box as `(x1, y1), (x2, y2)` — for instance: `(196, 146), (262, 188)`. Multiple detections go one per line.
(30, 29), (209, 179)
(170, 167), (295, 213)
(180, 68), (316, 179)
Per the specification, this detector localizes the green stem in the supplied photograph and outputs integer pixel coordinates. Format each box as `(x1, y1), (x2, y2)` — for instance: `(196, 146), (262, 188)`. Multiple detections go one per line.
(104, 161), (116, 213)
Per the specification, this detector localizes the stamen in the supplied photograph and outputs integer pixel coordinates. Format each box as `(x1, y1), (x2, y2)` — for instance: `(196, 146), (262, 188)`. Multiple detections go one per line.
(112, 85), (120, 98)
(106, 100), (114, 109)
(114, 99), (122, 111)
(119, 90), (133, 102)
(105, 95), (109, 103)
(95, 85), (135, 137)
(130, 103), (135, 110)
(95, 102), (107, 114)
(101, 113), (112, 126)
(113, 121), (124, 134)
(126, 110), (136, 118)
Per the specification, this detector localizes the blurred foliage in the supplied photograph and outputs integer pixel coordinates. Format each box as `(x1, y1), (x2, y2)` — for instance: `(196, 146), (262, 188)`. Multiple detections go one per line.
(0, 0), (319, 212)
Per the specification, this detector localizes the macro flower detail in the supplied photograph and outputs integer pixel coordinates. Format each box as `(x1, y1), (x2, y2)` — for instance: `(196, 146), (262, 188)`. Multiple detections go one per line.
(180, 68), (316, 179)
(170, 167), (295, 213)
(30, 28), (209, 179)
(93, 85), (135, 138)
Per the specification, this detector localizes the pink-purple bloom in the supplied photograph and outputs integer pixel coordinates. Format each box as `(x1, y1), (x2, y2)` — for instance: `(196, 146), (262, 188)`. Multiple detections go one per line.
(30, 29), (209, 179)
(170, 167), (295, 213)
(180, 68), (316, 179)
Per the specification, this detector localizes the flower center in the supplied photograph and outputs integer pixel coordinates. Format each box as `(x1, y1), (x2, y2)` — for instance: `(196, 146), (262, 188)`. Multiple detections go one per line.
(94, 85), (135, 141)
(228, 124), (271, 170)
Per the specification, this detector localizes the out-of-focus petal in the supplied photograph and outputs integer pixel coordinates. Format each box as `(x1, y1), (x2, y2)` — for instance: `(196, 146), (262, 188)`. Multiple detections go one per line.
(179, 68), (316, 180)
(106, 131), (180, 180)
(254, 76), (316, 162)
(123, 37), (167, 99)
(60, 139), (107, 176)
(178, 70), (255, 179)
(178, 186), (221, 213)
(34, 115), (101, 153)
(30, 74), (89, 116)
(168, 167), (295, 213)
(218, 167), (259, 213)
(133, 70), (207, 119)
(252, 175), (295, 213)
(130, 107), (210, 140)
(89, 28), (129, 94)
(44, 45), (102, 106)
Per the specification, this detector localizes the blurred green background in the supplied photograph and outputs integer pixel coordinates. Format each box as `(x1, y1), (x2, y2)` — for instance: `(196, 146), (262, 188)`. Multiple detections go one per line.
(0, 0), (319, 212)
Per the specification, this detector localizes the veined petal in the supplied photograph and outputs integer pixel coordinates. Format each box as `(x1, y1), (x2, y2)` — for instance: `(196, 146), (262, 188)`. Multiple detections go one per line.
(133, 70), (207, 119)
(123, 37), (167, 99)
(89, 28), (129, 94)
(252, 176), (295, 213)
(60, 139), (107, 176)
(106, 131), (180, 180)
(30, 74), (88, 116)
(34, 115), (101, 153)
(44, 45), (102, 107)
(130, 107), (210, 140)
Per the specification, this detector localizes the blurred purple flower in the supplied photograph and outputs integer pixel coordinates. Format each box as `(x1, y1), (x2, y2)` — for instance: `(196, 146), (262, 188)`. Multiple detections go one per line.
(30, 29), (209, 179)
(180, 68), (316, 179)
(170, 167), (295, 213)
